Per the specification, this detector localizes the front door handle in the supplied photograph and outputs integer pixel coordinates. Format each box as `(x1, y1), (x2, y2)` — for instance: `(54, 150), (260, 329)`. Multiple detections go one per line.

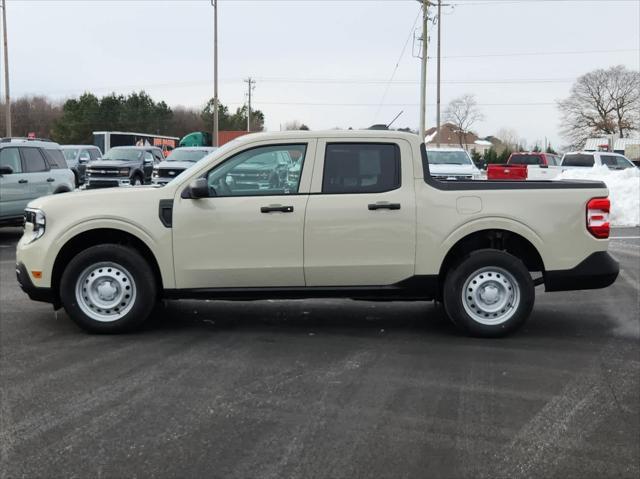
(261, 205), (294, 213)
(18, 179), (28, 184)
(368, 202), (401, 211)
(46, 178), (55, 182)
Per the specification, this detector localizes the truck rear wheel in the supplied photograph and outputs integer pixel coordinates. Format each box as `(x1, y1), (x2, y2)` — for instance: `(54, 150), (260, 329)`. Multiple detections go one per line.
(60, 244), (157, 333)
(443, 249), (534, 337)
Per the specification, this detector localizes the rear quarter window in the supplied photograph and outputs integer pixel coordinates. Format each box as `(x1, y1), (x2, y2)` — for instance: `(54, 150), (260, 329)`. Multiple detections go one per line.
(562, 154), (594, 167)
(322, 143), (401, 194)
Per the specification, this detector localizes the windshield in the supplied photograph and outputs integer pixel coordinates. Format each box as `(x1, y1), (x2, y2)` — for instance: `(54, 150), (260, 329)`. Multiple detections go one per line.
(245, 151), (291, 166)
(427, 150), (472, 165)
(166, 149), (212, 163)
(562, 154), (594, 167)
(62, 149), (79, 162)
(168, 139), (243, 185)
(509, 154), (542, 165)
(102, 148), (143, 161)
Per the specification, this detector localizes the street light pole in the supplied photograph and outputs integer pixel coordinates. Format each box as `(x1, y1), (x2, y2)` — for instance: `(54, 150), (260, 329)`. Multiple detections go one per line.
(436, 0), (441, 147)
(2, 0), (11, 137)
(212, 0), (219, 147)
(418, 0), (429, 140)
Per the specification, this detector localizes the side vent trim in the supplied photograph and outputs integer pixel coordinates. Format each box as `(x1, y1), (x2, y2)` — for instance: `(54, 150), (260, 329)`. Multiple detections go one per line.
(159, 199), (174, 228)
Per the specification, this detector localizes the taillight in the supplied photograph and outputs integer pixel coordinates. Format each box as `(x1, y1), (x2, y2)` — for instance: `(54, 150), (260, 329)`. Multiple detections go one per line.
(587, 197), (610, 239)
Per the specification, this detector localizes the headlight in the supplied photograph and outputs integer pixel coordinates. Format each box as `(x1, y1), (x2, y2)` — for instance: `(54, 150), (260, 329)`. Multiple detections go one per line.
(152, 168), (159, 178)
(24, 208), (46, 244)
(118, 168), (130, 176)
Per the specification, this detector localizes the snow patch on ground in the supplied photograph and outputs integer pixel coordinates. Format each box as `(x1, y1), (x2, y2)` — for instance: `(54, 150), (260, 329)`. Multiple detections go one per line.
(555, 166), (640, 226)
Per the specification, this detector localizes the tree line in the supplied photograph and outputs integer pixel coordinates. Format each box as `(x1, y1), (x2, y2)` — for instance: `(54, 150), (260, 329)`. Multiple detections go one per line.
(0, 91), (265, 144)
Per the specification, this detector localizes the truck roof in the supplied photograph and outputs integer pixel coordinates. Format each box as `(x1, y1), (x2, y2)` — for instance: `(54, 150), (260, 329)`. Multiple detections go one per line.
(233, 130), (420, 144)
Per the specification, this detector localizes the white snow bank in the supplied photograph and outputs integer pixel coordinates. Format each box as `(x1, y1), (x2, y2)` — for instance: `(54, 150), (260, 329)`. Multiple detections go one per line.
(555, 165), (640, 226)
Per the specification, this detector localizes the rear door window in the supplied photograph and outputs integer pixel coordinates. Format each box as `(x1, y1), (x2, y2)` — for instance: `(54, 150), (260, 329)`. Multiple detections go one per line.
(21, 148), (48, 172)
(322, 143), (400, 194)
(562, 154), (594, 167)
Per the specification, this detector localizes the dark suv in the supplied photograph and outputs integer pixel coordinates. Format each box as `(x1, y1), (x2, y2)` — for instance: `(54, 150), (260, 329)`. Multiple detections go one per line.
(85, 146), (163, 188)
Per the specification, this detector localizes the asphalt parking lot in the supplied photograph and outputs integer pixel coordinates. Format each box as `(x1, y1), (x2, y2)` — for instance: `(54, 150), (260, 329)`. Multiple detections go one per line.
(1, 227), (638, 479)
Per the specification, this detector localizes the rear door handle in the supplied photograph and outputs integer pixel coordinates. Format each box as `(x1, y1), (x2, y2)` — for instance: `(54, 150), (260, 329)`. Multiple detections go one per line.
(261, 205), (294, 213)
(18, 179), (28, 184)
(46, 178), (55, 182)
(368, 202), (401, 211)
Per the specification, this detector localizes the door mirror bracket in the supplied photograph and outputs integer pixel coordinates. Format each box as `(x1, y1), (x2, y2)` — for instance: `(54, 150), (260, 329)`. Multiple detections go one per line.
(183, 178), (211, 199)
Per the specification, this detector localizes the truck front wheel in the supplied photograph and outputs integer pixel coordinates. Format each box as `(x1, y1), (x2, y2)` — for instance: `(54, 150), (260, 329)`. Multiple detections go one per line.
(60, 244), (157, 333)
(443, 249), (534, 337)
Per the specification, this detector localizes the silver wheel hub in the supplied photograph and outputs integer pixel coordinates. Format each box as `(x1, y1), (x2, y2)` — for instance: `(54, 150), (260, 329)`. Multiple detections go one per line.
(75, 262), (136, 323)
(462, 267), (520, 326)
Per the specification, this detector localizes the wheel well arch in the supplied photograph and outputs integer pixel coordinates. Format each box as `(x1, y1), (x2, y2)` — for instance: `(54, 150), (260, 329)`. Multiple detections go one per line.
(53, 186), (71, 194)
(438, 229), (545, 282)
(51, 228), (163, 302)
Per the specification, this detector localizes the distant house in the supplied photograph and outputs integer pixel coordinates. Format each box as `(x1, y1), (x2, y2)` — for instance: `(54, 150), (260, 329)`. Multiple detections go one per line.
(425, 123), (492, 156)
(583, 136), (640, 163)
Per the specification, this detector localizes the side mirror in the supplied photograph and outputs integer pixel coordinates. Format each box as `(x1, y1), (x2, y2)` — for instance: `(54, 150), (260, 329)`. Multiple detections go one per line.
(0, 165), (13, 175)
(187, 178), (210, 199)
(143, 158), (153, 164)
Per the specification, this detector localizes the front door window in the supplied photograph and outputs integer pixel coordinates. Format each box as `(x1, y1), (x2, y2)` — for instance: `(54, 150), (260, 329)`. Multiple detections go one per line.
(206, 144), (306, 197)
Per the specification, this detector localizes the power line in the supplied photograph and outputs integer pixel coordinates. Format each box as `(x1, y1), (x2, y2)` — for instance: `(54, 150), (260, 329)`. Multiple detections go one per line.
(244, 101), (557, 106)
(437, 48), (638, 59)
(373, 5), (422, 122)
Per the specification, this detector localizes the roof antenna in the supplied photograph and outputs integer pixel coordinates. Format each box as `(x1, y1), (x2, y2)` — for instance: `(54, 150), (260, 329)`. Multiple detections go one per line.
(367, 111), (404, 130)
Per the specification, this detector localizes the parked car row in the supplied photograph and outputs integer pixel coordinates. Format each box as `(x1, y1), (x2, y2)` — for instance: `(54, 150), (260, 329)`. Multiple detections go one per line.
(485, 151), (636, 181)
(1, 139), (221, 226)
(0, 138), (75, 226)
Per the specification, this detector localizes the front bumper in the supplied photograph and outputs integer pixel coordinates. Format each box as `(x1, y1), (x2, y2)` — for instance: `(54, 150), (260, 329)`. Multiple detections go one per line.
(16, 262), (58, 306)
(545, 251), (619, 292)
(86, 176), (131, 188)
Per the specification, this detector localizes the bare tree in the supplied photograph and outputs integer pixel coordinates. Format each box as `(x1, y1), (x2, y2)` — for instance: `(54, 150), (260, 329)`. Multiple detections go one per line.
(495, 127), (519, 150)
(283, 120), (309, 131)
(444, 94), (484, 148)
(0, 96), (62, 138)
(558, 65), (640, 149)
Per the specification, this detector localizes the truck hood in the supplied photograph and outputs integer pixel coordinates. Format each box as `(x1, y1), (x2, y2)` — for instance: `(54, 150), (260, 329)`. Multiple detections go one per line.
(156, 160), (196, 171)
(88, 160), (138, 168)
(429, 163), (479, 176)
(27, 184), (160, 211)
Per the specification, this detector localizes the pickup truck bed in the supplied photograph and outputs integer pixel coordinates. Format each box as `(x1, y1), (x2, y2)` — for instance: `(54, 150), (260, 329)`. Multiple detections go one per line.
(16, 131), (618, 337)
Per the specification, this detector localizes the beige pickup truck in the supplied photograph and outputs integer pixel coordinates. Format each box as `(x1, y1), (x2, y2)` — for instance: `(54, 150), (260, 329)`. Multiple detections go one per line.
(16, 130), (619, 337)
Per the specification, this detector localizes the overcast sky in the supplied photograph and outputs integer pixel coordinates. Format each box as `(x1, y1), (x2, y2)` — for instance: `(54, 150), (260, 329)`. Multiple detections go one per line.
(4, 0), (640, 147)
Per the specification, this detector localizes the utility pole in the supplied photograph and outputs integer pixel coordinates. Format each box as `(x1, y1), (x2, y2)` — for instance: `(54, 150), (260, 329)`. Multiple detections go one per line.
(211, 0), (219, 147)
(436, 0), (441, 147)
(418, 0), (429, 141)
(2, 0), (11, 137)
(245, 77), (255, 132)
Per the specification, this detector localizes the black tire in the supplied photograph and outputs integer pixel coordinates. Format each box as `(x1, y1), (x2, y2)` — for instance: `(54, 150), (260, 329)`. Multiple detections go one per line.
(131, 175), (143, 186)
(59, 244), (157, 333)
(442, 249), (534, 337)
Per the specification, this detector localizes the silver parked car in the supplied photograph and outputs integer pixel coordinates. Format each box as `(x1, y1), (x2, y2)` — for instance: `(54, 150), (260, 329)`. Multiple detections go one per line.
(152, 147), (217, 185)
(0, 138), (75, 226)
(61, 145), (103, 186)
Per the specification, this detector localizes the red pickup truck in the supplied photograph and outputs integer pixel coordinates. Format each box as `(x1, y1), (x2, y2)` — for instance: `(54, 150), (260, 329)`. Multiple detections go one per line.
(487, 152), (562, 180)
